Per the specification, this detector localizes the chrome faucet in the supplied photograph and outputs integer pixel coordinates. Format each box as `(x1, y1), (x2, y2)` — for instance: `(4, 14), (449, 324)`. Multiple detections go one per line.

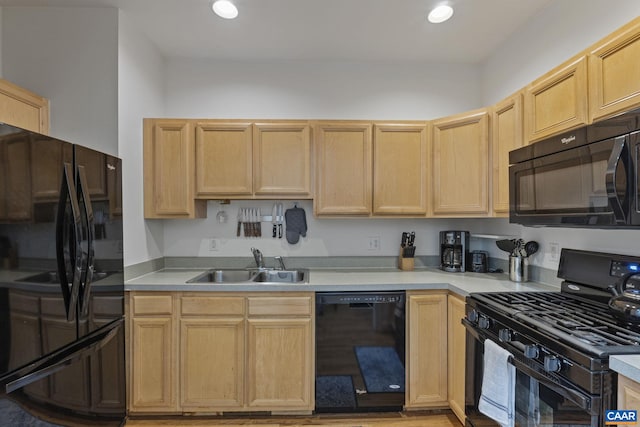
(251, 247), (264, 269)
(274, 256), (286, 270)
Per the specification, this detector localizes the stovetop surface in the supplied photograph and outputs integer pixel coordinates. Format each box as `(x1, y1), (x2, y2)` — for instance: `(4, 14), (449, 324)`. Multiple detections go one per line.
(469, 291), (640, 357)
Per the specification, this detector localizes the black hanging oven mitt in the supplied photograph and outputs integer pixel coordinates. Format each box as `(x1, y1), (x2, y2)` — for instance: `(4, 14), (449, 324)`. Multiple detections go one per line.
(284, 205), (307, 244)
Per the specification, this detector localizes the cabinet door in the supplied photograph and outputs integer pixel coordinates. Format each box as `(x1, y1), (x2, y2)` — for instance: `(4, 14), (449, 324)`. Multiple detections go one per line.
(107, 155), (122, 217)
(195, 121), (253, 196)
(618, 375), (640, 411)
(524, 56), (588, 143)
(143, 119), (204, 219)
(253, 122), (311, 197)
(314, 122), (372, 215)
(41, 295), (90, 410)
(76, 145), (107, 198)
(492, 95), (523, 215)
(180, 317), (245, 410)
(406, 292), (447, 408)
(432, 109), (489, 216)
(90, 296), (125, 413)
(8, 291), (47, 399)
(4, 137), (32, 221)
(31, 136), (64, 200)
(0, 78), (49, 134)
(589, 19), (640, 121)
(246, 317), (313, 411)
(447, 294), (466, 424)
(373, 123), (428, 215)
(129, 293), (178, 413)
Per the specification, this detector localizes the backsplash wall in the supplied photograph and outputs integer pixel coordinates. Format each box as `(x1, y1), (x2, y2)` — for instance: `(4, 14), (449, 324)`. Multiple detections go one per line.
(162, 200), (640, 274)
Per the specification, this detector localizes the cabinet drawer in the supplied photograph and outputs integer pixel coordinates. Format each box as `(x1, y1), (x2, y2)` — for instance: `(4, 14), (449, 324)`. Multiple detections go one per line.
(180, 296), (245, 316)
(9, 291), (39, 314)
(131, 294), (173, 315)
(92, 295), (124, 317)
(248, 296), (312, 316)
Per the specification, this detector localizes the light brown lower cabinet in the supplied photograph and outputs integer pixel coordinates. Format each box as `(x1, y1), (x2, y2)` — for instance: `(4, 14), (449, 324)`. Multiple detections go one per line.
(447, 293), (466, 424)
(406, 291), (448, 409)
(127, 292), (314, 415)
(618, 374), (640, 412)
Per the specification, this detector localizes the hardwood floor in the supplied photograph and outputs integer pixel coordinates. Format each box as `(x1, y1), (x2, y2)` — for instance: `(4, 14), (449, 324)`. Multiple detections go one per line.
(126, 410), (462, 426)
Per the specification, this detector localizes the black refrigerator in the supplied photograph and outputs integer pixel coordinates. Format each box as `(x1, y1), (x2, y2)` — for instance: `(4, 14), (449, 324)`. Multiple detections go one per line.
(0, 123), (126, 425)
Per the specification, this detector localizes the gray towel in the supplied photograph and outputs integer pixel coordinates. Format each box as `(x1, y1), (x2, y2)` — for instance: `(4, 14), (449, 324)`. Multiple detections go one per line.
(285, 206), (307, 244)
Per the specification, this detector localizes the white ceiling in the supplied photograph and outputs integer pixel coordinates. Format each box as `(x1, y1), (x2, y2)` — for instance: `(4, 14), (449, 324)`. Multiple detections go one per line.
(0, 0), (553, 63)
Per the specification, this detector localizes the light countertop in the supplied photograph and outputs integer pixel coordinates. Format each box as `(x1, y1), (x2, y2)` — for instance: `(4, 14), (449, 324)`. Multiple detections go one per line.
(124, 266), (559, 296)
(611, 355), (640, 384)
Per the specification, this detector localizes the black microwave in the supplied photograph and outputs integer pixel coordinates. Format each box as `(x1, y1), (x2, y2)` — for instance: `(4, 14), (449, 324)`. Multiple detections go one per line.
(509, 108), (640, 228)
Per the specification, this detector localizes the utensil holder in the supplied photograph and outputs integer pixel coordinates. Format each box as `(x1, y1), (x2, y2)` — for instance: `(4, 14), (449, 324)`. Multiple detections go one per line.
(509, 255), (528, 282)
(399, 247), (415, 271)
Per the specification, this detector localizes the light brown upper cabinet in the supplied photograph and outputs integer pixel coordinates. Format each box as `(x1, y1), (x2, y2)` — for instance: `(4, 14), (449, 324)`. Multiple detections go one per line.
(524, 55), (588, 143)
(491, 93), (524, 216)
(195, 121), (253, 197)
(253, 122), (311, 197)
(373, 123), (429, 215)
(0, 78), (49, 135)
(589, 18), (640, 122)
(143, 119), (205, 219)
(432, 109), (489, 216)
(195, 121), (312, 199)
(313, 122), (372, 216)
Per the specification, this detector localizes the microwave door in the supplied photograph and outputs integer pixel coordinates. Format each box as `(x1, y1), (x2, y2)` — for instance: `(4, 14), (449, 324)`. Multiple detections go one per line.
(510, 137), (627, 227)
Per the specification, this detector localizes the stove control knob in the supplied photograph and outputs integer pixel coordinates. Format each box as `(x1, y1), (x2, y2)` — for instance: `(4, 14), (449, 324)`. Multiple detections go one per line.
(524, 345), (539, 359)
(498, 328), (512, 342)
(544, 355), (562, 373)
(478, 316), (491, 330)
(467, 309), (479, 323)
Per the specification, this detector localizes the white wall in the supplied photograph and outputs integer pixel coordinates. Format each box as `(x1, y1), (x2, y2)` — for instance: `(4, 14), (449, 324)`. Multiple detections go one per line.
(117, 11), (166, 266)
(482, 0), (640, 104)
(1, 7), (118, 155)
(165, 60), (481, 120)
(481, 0), (640, 272)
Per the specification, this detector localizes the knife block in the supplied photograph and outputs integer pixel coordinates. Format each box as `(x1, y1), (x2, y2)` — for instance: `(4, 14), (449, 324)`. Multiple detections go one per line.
(398, 247), (414, 271)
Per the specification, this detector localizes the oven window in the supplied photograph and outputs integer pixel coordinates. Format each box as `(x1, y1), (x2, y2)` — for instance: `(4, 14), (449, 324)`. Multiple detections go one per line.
(514, 138), (625, 214)
(514, 372), (591, 427)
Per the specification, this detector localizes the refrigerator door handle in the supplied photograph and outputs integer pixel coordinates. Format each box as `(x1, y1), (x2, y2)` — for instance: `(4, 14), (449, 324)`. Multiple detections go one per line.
(2, 319), (123, 394)
(56, 163), (84, 322)
(76, 165), (95, 318)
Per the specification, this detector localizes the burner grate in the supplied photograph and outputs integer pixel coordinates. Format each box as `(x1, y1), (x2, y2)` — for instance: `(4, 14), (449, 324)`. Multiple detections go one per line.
(472, 291), (640, 355)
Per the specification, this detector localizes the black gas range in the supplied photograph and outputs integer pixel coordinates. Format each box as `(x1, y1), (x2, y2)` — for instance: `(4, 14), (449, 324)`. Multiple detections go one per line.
(463, 248), (640, 427)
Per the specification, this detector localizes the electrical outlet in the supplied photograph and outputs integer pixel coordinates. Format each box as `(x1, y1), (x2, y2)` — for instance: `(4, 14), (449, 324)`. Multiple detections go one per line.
(367, 236), (381, 251)
(549, 242), (560, 262)
(209, 238), (220, 252)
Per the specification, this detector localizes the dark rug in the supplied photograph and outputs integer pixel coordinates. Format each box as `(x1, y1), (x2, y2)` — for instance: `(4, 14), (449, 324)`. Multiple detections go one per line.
(0, 398), (64, 426)
(355, 346), (405, 393)
(315, 375), (357, 409)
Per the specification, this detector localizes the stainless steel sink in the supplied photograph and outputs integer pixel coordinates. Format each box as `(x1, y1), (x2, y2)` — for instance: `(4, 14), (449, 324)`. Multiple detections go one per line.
(253, 270), (306, 283)
(186, 268), (308, 284)
(187, 269), (255, 283)
(17, 270), (113, 284)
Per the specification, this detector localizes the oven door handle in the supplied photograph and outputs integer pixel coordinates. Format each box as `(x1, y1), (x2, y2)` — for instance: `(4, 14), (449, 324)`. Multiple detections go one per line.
(507, 351), (591, 412)
(463, 322), (592, 412)
(605, 135), (628, 224)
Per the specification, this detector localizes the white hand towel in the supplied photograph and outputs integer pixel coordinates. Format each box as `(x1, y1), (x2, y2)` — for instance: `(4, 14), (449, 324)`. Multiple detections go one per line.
(478, 339), (515, 427)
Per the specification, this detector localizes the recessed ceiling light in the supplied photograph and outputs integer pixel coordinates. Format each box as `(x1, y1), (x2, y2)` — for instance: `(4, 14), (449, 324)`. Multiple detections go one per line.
(212, 0), (238, 19)
(428, 5), (454, 24)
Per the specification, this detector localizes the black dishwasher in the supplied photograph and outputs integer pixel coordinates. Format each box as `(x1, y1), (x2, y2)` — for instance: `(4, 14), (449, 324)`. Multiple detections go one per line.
(315, 291), (405, 413)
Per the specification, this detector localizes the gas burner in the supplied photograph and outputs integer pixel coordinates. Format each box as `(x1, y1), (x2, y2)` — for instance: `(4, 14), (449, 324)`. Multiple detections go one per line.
(574, 331), (610, 346)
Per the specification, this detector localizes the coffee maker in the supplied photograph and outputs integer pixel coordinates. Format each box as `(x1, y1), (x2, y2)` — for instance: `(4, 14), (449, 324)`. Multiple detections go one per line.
(439, 231), (469, 272)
